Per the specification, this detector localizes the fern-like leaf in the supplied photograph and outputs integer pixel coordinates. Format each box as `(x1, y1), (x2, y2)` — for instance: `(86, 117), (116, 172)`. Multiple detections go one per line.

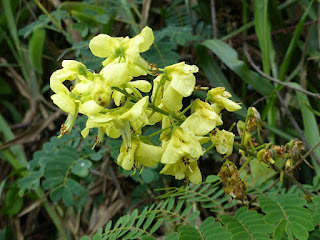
(199, 216), (231, 240)
(258, 194), (314, 240)
(158, 175), (236, 213)
(219, 206), (273, 240)
(81, 197), (197, 239)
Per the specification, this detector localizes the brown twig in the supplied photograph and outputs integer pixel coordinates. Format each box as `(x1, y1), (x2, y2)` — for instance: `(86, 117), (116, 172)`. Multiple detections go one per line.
(232, 20), (319, 44)
(243, 44), (320, 99)
(210, 0), (218, 38)
(243, 43), (320, 168)
(287, 141), (320, 173)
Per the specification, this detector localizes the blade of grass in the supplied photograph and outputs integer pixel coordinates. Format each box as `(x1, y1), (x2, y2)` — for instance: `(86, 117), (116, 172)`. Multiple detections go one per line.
(200, 39), (274, 96)
(254, 0), (271, 75)
(120, 0), (139, 34)
(221, 0), (299, 41)
(294, 83), (320, 174)
(279, 0), (315, 81)
(28, 26), (46, 75)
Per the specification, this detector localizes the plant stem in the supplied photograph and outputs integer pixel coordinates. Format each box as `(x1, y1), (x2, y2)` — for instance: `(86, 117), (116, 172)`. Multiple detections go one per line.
(112, 87), (184, 123)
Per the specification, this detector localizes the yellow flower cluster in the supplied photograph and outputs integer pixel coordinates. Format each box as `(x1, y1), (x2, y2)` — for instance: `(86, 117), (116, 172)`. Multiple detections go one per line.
(50, 27), (241, 184)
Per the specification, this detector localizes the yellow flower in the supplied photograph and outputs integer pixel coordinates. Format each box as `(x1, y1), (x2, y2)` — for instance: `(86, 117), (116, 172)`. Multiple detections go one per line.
(207, 87), (241, 112)
(81, 97), (149, 148)
(210, 129), (235, 156)
(50, 60), (104, 136)
(162, 62), (199, 112)
(89, 26), (154, 78)
(160, 158), (202, 184)
(161, 127), (203, 165)
(181, 99), (223, 135)
(117, 138), (163, 170)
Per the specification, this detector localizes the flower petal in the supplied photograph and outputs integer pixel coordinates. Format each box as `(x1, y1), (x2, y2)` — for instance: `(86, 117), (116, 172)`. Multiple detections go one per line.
(51, 93), (75, 114)
(89, 34), (121, 58)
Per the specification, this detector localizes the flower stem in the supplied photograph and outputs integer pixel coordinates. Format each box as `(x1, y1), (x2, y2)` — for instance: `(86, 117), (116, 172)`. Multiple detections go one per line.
(112, 86), (184, 122)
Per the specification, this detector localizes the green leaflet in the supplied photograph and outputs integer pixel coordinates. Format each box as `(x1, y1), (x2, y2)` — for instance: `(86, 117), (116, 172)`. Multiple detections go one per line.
(28, 26), (46, 74)
(259, 195), (314, 240)
(219, 206), (274, 240)
(200, 39), (274, 97)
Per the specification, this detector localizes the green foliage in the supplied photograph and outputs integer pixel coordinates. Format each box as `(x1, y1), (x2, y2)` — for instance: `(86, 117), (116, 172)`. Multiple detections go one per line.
(258, 195), (314, 240)
(158, 175), (237, 213)
(1, 0), (320, 239)
(80, 196), (233, 240)
(17, 117), (104, 209)
(219, 207), (274, 240)
(200, 39), (274, 97)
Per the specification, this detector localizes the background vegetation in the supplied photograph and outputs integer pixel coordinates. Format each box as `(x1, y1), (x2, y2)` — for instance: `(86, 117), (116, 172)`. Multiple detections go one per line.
(0, 0), (319, 239)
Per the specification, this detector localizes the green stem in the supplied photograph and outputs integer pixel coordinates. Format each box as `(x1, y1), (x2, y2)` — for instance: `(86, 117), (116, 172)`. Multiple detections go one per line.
(112, 87), (184, 122)
(178, 101), (194, 118)
(238, 156), (252, 173)
(146, 126), (172, 139)
(241, 114), (249, 146)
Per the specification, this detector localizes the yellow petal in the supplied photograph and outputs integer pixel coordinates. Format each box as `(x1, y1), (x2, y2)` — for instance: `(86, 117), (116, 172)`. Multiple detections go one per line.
(89, 34), (121, 58)
(128, 80), (152, 92)
(162, 85), (183, 112)
(51, 93), (75, 114)
(215, 96), (241, 112)
(187, 164), (202, 184)
(79, 100), (104, 115)
(135, 142), (163, 167)
(170, 72), (195, 97)
(50, 69), (74, 94)
(120, 96), (149, 122)
(137, 26), (154, 52)
(100, 62), (131, 87)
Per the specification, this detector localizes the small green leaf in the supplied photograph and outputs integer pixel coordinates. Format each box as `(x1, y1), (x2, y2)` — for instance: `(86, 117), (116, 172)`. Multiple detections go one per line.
(71, 159), (92, 177)
(80, 236), (91, 240)
(90, 152), (102, 161)
(4, 187), (23, 217)
(42, 176), (64, 190)
(92, 230), (103, 240)
(141, 168), (155, 184)
(274, 219), (287, 240)
(178, 225), (202, 240)
(150, 218), (163, 234)
(62, 186), (74, 207)
(143, 212), (156, 230)
(50, 186), (64, 202)
(67, 178), (85, 196)
(28, 26), (46, 74)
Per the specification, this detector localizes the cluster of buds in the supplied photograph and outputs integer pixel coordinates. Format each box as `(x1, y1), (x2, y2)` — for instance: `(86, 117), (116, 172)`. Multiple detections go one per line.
(50, 27), (241, 184)
(237, 107), (262, 148)
(256, 140), (305, 169)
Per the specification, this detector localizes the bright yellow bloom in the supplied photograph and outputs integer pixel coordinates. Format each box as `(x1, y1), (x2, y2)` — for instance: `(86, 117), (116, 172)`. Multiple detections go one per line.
(210, 129), (235, 156)
(81, 97), (149, 147)
(89, 26), (154, 83)
(117, 138), (163, 170)
(181, 99), (223, 135)
(161, 127), (203, 165)
(160, 158), (202, 184)
(207, 87), (241, 112)
(162, 62), (198, 112)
